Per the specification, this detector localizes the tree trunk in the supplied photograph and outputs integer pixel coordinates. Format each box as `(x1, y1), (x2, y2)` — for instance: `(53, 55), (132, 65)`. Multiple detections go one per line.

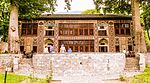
(8, 5), (20, 53)
(131, 0), (147, 53)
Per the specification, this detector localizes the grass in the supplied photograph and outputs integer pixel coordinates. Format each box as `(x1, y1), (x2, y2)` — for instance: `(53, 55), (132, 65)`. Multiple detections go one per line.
(0, 72), (27, 83)
(0, 72), (46, 83)
(130, 67), (150, 83)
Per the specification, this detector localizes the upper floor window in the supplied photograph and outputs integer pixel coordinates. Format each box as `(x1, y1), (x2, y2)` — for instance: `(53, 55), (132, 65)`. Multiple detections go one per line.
(114, 23), (130, 35)
(98, 30), (107, 36)
(98, 22), (108, 36)
(45, 30), (54, 36)
(59, 23), (94, 36)
(21, 23), (38, 36)
(45, 26), (54, 36)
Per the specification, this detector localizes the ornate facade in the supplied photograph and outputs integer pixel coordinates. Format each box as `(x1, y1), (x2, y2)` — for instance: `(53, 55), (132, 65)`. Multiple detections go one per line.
(19, 14), (139, 53)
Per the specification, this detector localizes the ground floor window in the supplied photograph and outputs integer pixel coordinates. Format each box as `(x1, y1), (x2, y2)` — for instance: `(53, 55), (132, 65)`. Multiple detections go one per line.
(59, 40), (94, 52)
(99, 46), (108, 52)
(33, 46), (37, 53)
(20, 46), (24, 53)
(128, 45), (133, 51)
(115, 45), (120, 52)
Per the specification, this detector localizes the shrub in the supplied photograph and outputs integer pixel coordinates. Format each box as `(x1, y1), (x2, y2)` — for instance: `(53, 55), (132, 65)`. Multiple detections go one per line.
(119, 75), (127, 81)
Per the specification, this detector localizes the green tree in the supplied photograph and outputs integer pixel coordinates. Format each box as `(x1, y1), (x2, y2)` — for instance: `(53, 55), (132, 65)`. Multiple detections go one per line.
(7, 0), (72, 53)
(93, 0), (131, 15)
(81, 9), (99, 14)
(93, 0), (149, 52)
(141, 2), (150, 40)
(0, 0), (10, 42)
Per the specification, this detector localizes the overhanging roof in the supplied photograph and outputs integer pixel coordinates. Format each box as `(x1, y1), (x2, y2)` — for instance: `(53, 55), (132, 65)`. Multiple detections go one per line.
(20, 14), (132, 20)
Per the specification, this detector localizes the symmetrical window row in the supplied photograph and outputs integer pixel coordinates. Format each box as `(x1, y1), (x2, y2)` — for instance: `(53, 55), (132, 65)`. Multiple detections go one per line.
(59, 23), (94, 36)
(21, 23), (38, 35)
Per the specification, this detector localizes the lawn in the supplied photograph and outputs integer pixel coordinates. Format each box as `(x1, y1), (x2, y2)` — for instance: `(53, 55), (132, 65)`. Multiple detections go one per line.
(131, 67), (150, 83)
(0, 72), (27, 83)
(0, 72), (46, 83)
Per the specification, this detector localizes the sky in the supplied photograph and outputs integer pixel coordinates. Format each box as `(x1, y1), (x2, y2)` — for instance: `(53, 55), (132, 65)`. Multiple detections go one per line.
(55, 0), (95, 14)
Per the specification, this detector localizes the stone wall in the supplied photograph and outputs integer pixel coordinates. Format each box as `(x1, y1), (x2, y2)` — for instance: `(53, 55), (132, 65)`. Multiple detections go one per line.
(0, 53), (125, 79)
(0, 54), (21, 69)
(144, 53), (150, 67)
(33, 53), (125, 78)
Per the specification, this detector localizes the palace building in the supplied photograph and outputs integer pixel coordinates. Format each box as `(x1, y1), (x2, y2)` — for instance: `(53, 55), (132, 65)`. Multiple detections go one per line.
(19, 14), (136, 53)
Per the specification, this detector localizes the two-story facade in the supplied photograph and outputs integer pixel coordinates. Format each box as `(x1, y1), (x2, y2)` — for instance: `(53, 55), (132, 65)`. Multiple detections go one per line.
(19, 14), (135, 53)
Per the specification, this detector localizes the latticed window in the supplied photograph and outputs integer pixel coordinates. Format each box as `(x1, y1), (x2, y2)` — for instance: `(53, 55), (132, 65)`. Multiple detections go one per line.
(21, 23), (38, 35)
(98, 24), (107, 36)
(59, 23), (94, 36)
(114, 23), (130, 35)
(98, 30), (107, 36)
(45, 31), (54, 36)
(45, 26), (54, 36)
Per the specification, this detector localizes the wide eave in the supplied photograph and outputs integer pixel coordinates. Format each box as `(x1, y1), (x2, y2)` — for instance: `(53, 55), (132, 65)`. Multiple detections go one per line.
(20, 14), (132, 20)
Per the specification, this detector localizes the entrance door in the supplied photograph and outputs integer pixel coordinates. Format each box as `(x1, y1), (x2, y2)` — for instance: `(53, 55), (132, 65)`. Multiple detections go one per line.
(99, 46), (108, 52)
(115, 45), (120, 52)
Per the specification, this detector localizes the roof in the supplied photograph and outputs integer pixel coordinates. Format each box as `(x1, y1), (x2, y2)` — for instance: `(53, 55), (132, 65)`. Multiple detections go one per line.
(20, 14), (132, 20)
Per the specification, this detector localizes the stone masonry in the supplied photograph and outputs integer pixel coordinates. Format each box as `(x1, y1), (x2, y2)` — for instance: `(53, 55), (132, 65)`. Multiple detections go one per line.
(32, 53), (125, 79)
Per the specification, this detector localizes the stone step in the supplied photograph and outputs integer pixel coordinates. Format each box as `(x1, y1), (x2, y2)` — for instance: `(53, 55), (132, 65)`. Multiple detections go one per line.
(125, 57), (139, 70)
(20, 58), (33, 65)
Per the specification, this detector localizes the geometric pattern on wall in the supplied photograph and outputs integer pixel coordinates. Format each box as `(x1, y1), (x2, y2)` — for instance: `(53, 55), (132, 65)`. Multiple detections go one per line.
(37, 26), (44, 53)
(20, 38), (24, 46)
(108, 24), (115, 52)
(33, 38), (37, 46)
(115, 38), (120, 45)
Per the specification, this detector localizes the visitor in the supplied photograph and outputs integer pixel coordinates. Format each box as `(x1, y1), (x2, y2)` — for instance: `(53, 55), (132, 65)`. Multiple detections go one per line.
(44, 46), (49, 53)
(125, 50), (129, 57)
(60, 44), (66, 53)
(49, 45), (54, 53)
(67, 48), (72, 53)
(123, 49), (126, 54)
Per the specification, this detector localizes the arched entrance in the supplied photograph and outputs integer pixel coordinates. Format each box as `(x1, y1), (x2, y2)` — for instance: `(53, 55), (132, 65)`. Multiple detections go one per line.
(99, 39), (108, 52)
(45, 39), (54, 53)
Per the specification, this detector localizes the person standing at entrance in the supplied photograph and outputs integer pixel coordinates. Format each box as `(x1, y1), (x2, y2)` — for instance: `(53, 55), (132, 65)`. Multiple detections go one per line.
(49, 45), (54, 53)
(67, 48), (72, 53)
(123, 49), (126, 54)
(60, 44), (66, 53)
(44, 46), (49, 53)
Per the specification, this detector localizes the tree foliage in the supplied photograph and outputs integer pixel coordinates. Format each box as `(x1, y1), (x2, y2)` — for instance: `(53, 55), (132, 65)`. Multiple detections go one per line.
(81, 9), (99, 14)
(0, 0), (10, 42)
(141, 1), (150, 40)
(93, 0), (150, 45)
(0, 0), (149, 43)
(93, 0), (131, 15)
(0, 0), (72, 42)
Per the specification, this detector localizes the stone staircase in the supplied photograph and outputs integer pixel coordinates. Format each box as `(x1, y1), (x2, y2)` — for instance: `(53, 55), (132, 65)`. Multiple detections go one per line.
(15, 58), (33, 75)
(125, 57), (139, 70)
